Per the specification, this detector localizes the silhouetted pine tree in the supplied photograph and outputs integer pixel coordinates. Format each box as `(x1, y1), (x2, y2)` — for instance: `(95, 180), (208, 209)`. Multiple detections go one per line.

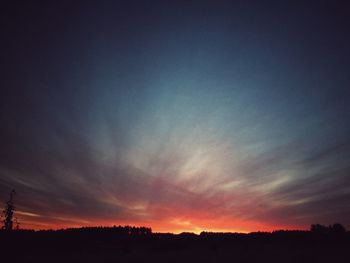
(2, 190), (16, 231)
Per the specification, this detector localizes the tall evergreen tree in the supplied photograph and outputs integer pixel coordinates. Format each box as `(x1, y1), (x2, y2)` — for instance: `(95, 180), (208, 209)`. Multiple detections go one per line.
(2, 190), (16, 231)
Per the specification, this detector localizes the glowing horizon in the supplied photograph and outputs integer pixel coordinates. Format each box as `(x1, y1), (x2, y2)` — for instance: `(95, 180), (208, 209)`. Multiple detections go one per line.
(15, 213), (308, 234)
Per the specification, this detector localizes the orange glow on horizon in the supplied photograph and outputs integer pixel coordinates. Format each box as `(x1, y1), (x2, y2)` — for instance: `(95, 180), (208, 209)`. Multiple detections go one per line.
(17, 217), (309, 234)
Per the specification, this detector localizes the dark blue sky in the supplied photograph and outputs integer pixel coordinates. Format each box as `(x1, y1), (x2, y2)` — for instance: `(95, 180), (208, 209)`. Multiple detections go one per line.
(1, 1), (350, 232)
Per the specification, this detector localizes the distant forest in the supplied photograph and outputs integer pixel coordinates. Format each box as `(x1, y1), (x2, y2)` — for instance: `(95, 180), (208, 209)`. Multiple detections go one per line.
(1, 224), (349, 263)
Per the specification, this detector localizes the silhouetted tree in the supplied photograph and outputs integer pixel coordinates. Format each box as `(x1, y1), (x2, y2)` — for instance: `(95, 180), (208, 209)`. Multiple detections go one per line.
(330, 223), (346, 234)
(310, 224), (328, 234)
(310, 223), (346, 235)
(2, 190), (16, 231)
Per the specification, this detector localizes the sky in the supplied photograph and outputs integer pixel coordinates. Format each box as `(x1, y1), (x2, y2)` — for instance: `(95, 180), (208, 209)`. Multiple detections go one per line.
(1, 1), (350, 233)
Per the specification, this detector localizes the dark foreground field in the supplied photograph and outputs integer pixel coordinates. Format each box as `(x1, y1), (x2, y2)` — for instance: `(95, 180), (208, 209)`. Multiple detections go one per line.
(1, 227), (349, 263)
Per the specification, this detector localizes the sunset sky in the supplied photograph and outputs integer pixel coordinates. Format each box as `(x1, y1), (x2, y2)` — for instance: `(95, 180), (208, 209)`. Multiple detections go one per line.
(1, 1), (350, 233)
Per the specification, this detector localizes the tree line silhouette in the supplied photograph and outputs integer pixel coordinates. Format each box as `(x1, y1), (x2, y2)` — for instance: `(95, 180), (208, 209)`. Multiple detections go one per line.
(1, 190), (349, 262)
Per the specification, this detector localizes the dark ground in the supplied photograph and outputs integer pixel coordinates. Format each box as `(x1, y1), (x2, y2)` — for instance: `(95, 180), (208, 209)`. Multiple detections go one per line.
(1, 227), (349, 263)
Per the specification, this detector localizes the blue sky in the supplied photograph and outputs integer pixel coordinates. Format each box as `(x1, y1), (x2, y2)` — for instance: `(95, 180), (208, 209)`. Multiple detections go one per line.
(1, 1), (350, 232)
